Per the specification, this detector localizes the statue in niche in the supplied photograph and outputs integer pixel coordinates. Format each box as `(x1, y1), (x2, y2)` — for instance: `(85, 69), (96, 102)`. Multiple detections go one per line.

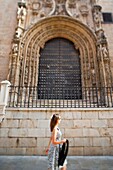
(97, 45), (101, 61)
(105, 63), (111, 86)
(14, 27), (24, 39)
(91, 69), (96, 85)
(14, 2), (27, 39)
(93, 8), (102, 30)
(17, 5), (27, 25)
(97, 44), (109, 61)
(101, 44), (109, 60)
(12, 43), (18, 55)
(98, 30), (106, 40)
(96, 29), (107, 45)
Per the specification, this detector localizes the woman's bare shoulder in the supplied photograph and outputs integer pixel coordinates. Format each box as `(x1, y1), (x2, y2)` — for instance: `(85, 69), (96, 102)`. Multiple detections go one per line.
(52, 126), (57, 133)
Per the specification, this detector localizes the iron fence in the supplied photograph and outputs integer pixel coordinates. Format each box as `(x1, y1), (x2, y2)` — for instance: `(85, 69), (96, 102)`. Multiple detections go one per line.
(7, 86), (113, 108)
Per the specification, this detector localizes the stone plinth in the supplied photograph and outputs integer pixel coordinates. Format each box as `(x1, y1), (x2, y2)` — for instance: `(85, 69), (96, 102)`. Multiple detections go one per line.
(0, 108), (113, 156)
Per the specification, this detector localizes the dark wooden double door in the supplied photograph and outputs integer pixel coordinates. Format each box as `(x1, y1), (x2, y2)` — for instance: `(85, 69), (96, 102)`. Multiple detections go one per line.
(38, 38), (82, 99)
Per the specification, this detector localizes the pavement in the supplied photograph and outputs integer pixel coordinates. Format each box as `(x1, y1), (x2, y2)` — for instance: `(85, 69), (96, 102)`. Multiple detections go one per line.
(0, 156), (113, 170)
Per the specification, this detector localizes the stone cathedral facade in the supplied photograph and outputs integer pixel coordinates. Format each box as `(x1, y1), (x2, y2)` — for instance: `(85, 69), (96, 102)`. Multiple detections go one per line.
(7, 0), (113, 88)
(0, 0), (113, 156)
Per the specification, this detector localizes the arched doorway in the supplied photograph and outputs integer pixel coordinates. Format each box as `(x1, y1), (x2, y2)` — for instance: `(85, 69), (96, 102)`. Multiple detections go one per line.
(38, 38), (82, 99)
(9, 16), (98, 88)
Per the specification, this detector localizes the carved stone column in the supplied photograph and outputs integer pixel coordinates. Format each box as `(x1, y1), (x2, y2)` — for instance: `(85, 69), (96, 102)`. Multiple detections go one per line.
(8, 1), (27, 86)
(93, 5), (112, 88)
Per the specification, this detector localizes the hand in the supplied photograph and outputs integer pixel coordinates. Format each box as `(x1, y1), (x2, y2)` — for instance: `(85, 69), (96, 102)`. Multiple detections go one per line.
(45, 148), (49, 154)
(61, 139), (66, 143)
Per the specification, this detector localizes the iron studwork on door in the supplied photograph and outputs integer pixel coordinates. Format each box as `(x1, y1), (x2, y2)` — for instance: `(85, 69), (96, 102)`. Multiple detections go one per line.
(38, 38), (82, 100)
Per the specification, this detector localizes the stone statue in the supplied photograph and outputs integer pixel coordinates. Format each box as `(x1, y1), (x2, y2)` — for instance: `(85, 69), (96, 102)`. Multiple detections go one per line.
(101, 44), (109, 60)
(93, 10), (101, 29)
(12, 43), (18, 55)
(17, 5), (27, 25)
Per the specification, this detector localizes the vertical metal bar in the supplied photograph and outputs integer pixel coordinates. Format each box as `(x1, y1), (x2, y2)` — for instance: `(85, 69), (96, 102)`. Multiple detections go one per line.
(13, 86), (16, 107)
(36, 86), (38, 108)
(109, 86), (113, 107)
(81, 87), (83, 108)
(74, 89), (76, 108)
(28, 86), (30, 108)
(86, 87), (88, 108)
(24, 86), (27, 108)
(17, 86), (20, 107)
(9, 86), (13, 107)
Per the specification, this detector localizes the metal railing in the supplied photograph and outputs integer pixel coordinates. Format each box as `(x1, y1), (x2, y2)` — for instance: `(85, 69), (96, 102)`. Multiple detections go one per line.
(7, 86), (113, 108)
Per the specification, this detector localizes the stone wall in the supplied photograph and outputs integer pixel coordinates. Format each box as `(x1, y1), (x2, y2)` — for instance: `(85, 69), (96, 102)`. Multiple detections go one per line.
(0, 0), (113, 83)
(0, 0), (17, 82)
(0, 108), (113, 156)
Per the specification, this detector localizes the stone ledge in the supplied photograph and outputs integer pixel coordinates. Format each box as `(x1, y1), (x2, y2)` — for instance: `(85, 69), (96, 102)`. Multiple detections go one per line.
(6, 107), (113, 111)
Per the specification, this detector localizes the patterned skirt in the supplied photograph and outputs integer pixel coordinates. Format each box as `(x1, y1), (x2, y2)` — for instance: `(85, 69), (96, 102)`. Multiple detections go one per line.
(48, 144), (67, 170)
(48, 144), (59, 170)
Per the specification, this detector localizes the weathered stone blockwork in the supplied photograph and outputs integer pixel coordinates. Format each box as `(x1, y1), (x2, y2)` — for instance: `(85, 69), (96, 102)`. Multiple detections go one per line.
(0, 108), (113, 156)
(0, 0), (17, 82)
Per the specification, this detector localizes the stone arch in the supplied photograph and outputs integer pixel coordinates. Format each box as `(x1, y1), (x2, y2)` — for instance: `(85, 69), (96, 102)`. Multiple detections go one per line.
(9, 16), (98, 88)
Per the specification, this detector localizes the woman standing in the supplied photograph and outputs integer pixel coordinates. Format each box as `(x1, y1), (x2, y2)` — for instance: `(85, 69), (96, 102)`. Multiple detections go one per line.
(46, 114), (67, 170)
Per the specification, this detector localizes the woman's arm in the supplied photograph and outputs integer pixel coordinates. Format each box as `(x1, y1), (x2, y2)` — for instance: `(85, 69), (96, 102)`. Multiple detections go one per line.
(51, 128), (66, 145)
(46, 136), (52, 154)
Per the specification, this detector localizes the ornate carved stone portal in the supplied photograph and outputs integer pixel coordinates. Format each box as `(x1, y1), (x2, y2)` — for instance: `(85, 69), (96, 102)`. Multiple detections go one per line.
(8, 0), (112, 94)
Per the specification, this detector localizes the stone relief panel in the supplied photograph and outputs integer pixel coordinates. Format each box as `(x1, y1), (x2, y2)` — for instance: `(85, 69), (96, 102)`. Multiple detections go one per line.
(26, 0), (55, 25)
(21, 0), (95, 30)
(65, 0), (95, 29)
(54, 0), (67, 15)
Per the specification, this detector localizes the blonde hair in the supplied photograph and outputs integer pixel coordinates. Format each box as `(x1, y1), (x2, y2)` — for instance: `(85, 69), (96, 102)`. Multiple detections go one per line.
(50, 114), (60, 132)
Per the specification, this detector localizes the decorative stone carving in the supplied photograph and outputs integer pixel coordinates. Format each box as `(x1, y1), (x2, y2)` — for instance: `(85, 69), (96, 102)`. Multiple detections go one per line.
(96, 29), (107, 44)
(14, 1), (27, 39)
(17, 3), (27, 25)
(79, 4), (89, 16)
(45, 0), (54, 8)
(31, 0), (55, 23)
(66, 0), (90, 23)
(93, 5), (102, 31)
(97, 42), (112, 87)
(104, 62), (112, 87)
(32, 2), (41, 15)
(9, 0), (113, 90)
(68, 0), (76, 8)
(91, 68), (96, 85)
(66, 0), (79, 18)
(101, 44), (109, 61)
(12, 43), (19, 55)
(55, 0), (67, 15)
(92, 2), (112, 87)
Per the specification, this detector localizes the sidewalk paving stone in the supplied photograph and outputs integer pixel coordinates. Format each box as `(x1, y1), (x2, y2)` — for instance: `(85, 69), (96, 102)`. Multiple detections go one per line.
(0, 156), (113, 170)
